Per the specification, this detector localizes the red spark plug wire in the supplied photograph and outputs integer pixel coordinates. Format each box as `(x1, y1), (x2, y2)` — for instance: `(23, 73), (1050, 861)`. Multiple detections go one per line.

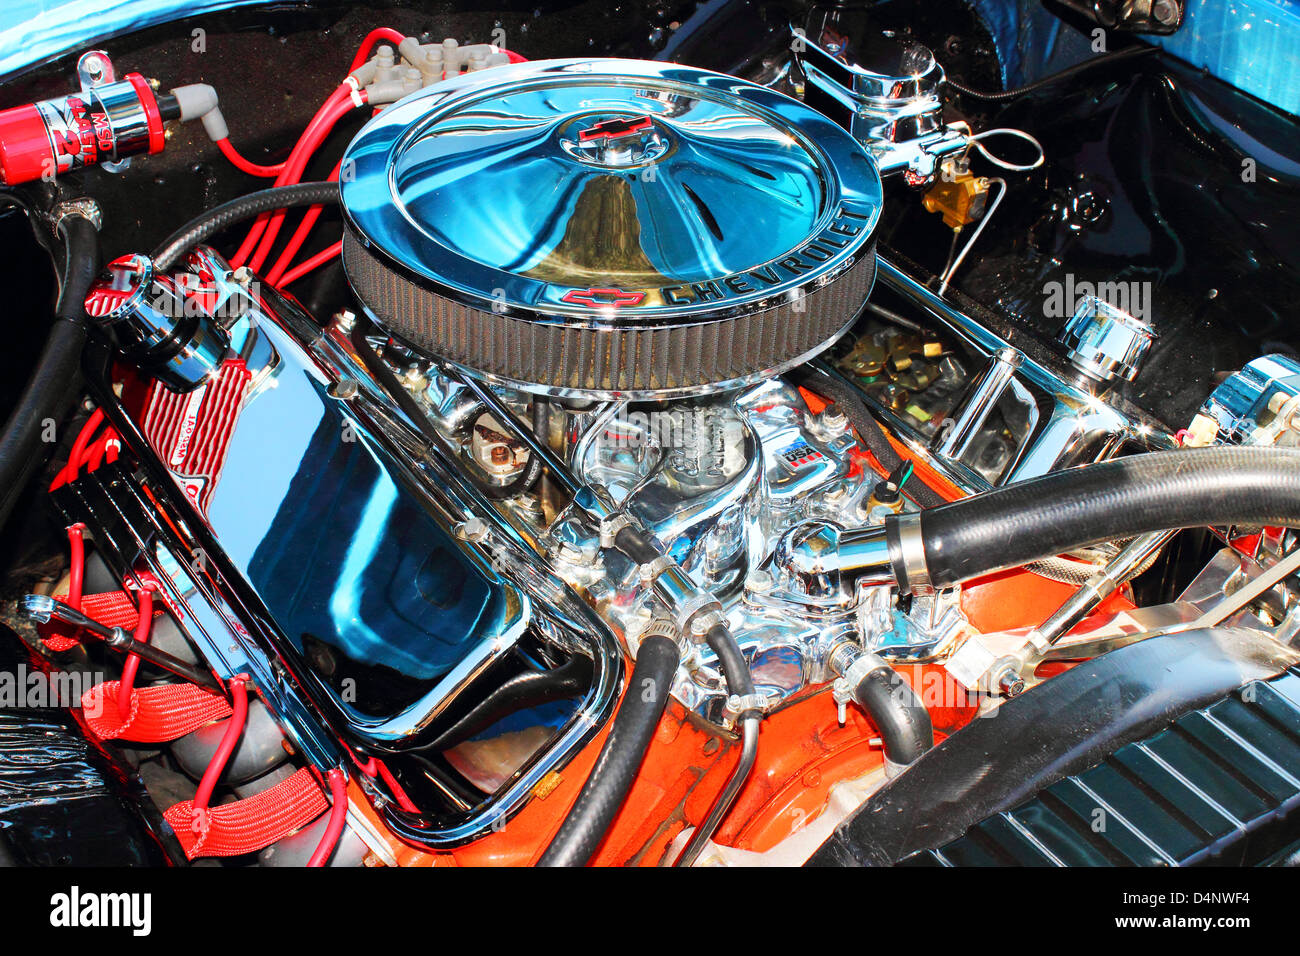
(214, 28), (402, 186)
(264, 157), (343, 286)
(307, 768), (349, 867)
(50, 408), (104, 490)
(100, 429), (121, 465)
(116, 585), (156, 719)
(216, 138), (286, 178)
(79, 425), (120, 473)
(230, 85), (363, 272)
(352, 753), (420, 813)
(232, 30), (521, 278)
(246, 90), (364, 273)
(66, 523), (86, 606)
(349, 27), (408, 72)
(190, 675), (250, 832)
(50, 410), (121, 490)
(276, 240), (342, 288)
(41, 524), (88, 652)
(228, 85), (349, 265)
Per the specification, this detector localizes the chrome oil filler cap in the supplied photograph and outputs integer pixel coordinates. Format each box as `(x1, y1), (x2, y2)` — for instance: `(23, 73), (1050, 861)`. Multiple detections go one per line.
(1058, 294), (1155, 383)
(340, 58), (883, 399)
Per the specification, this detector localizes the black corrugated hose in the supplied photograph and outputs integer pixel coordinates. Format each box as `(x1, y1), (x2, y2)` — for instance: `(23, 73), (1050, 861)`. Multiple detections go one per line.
(0, 212), (100, 531)
(537, 634), (680, 866)
(152, 181), (339, 271)
(900, 446), (1300, 588)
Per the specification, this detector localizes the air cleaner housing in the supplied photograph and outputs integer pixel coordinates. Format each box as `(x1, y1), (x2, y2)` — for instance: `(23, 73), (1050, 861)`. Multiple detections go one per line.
(340, 58), (883, 398)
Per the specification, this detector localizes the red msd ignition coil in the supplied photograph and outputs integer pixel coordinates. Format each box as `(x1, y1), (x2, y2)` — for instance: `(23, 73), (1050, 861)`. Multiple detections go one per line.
(0, 50), (177, 185)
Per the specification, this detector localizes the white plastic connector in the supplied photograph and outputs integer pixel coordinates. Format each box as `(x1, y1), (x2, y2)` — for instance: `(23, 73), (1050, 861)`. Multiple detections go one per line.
(200, 107), (228, 142)
(349, 37), (512, 104)
(363, 81), (407, 106)
(169, 83), (229, 141)
(169, 83), (217, 122)
(348, 61), (379, 87)
(396, 36), (423, 65)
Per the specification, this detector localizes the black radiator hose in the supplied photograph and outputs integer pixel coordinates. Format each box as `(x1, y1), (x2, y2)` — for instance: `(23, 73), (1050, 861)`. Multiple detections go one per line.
(0, 212), (100, 531)
(537, 634), (679, 866)
(892, 447), (1300, 589)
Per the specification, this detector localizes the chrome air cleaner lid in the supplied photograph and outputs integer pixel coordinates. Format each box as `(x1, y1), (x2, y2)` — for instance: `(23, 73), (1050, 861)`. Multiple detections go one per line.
(340, 58), (883, 398)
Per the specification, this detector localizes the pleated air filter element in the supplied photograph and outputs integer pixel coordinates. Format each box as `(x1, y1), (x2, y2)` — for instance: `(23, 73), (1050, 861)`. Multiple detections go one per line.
(340, 59), (884, 399)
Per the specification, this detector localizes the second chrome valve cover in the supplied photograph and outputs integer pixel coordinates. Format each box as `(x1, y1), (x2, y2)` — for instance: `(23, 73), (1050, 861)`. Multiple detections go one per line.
(340, 58), (883, 398)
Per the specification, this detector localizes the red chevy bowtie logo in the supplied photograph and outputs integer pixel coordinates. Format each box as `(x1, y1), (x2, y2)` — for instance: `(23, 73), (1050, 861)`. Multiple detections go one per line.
(578, 115), (653, 143)
(560, 287), (646, 308)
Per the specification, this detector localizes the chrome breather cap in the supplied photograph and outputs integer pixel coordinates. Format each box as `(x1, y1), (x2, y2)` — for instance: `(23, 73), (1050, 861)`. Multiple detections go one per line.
(340, 58), (884, 398)
(84, 251), (230, 393)
(1058, 294), (1155, 383)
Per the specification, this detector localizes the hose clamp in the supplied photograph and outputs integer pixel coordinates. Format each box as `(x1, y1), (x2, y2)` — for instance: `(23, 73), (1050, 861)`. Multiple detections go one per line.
(669, 591), (722, 640)
(831, 649), (890, 725)
(648, 564), (719, 636)
(889, 512), (931, 595)
(686, 606), (727, 641)
(629, 614), (687, 658)
(598, 512), (632, 549)
(50, 198), (103, 235)
(638, 554), (673, 584)
(841, 651), (887, 689)
(723, 692), (770, 727)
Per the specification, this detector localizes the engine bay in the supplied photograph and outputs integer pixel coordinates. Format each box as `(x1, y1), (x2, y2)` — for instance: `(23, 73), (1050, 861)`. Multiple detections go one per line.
(2, 0), (1300, 873)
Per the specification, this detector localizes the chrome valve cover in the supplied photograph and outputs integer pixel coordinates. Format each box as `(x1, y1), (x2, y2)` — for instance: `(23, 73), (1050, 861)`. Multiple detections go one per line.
(340, 58), (883, 399)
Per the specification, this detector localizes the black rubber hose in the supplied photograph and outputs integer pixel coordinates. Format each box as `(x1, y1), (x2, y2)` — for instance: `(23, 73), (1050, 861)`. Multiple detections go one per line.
(945, 44), (1157, 101)
(152, 181), (339, 271)
(791, 361), (947, 509)
(704, 621), (757, 707)
(0, 213), (100, 530)
(611, 524), (759, 714)
(612, 524), (663, 565)
(810, 628), (1298, 867)
(537, 634), (679, 866)
(899, 447), (1300, 589)
(850, 656), (933, 768)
